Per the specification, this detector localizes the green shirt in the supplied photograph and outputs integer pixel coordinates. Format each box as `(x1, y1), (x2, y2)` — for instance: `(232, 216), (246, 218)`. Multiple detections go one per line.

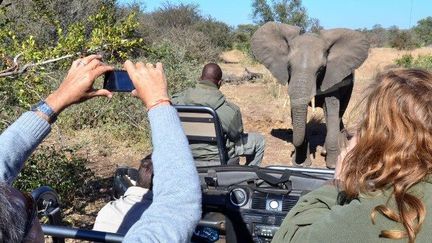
(172, 80), (243, 161)
(273, 179), (432, 242)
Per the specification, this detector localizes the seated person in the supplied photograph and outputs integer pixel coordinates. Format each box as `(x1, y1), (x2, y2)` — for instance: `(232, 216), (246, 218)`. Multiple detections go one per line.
(172, 63), (265, 166)
(93, 155), (153, 234)
(272, 68), (432, 242)
(0, 55), (201, 242)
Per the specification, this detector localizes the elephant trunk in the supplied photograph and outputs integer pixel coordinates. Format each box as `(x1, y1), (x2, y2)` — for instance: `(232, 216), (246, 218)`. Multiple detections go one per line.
(291, 104), (308, 147)
(288, 73), (316, 147)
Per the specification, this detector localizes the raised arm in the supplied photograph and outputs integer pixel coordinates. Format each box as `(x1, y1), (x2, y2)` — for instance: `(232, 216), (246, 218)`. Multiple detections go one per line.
(0, 54), (113, 184)
(0, 112), (51, 184)
(123, 61), (201, 242)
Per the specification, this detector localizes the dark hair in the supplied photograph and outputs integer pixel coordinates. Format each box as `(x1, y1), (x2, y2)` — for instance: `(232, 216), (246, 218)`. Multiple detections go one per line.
(200, 63), (222, 84)
(0, 183), (27, 242)
(136, 154), (153, 189)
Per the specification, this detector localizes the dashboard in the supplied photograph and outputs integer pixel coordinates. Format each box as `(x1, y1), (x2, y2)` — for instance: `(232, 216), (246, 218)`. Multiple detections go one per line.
(197, 166), (334, 243)
(113, 165), (333, 243)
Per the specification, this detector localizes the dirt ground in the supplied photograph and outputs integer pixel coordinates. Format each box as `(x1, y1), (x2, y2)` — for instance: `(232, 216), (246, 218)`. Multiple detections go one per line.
(42, 47), (432, 235)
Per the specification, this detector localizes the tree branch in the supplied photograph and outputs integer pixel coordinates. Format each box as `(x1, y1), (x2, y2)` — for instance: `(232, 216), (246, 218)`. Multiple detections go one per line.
(0, 46), (107, 78)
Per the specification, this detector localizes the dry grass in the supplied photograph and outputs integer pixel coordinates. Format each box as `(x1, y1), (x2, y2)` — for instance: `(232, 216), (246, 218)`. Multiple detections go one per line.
(356, 47), (432, 80)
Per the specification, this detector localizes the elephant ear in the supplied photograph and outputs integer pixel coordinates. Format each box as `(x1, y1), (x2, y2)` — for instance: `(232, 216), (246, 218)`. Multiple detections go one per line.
(320, 29), (370, 91)
(251, 22), (300, 85)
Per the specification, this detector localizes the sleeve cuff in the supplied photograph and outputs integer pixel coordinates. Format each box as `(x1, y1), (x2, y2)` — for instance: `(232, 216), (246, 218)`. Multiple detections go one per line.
(16, 111), (51, 141)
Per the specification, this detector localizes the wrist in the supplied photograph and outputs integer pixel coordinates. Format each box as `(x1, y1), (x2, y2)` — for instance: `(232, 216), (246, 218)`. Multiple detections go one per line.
(147, 98), (171, 110)
(45, 92), (69, 114)
(31, 100), (58, 124)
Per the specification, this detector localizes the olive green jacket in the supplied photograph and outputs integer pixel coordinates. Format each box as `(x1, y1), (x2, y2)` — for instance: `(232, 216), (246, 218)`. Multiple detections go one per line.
(171, 80), (243, 161)
(273, 179), (432, 243)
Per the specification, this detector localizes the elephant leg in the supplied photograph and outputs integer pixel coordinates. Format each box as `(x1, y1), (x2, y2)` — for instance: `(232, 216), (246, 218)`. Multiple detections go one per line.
(321, 105), (328, 157)
(339, 76), (354, 131)
(324, 95), (341, 169)
(291, 139), (311, 167)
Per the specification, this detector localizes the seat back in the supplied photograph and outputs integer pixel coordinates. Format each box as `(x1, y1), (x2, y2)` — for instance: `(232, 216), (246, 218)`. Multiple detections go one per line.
(174, 105), (228, 165)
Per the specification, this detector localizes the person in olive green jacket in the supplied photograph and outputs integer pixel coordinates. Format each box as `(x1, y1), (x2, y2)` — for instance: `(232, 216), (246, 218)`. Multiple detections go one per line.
(172, 63), (265, 166)
(273, 69), (432, 243)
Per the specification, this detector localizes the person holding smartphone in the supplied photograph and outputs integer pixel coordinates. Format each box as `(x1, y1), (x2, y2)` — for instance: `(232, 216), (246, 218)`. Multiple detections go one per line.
(0, 55), (201, 242)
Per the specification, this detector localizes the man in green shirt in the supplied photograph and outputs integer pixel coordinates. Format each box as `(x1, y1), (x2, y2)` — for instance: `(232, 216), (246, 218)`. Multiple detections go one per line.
(172, 63), (265, 166)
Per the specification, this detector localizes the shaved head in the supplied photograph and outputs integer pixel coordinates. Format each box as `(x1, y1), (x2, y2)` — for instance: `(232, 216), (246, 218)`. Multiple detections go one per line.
(200, 63), (222, 85)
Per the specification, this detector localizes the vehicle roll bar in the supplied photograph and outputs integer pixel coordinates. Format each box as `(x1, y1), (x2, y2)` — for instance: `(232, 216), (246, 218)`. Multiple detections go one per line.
(42, 225), (124, 242)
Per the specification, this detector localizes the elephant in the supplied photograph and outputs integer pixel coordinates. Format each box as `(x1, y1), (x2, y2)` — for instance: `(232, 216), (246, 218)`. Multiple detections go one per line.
(251, 22), (369, 168)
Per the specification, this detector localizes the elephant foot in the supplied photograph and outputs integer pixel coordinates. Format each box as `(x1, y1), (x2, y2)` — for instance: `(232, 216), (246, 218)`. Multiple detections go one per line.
(292, 156), (312, 167)
(325, 151), (338, 169)
(292, 145), (312, 167)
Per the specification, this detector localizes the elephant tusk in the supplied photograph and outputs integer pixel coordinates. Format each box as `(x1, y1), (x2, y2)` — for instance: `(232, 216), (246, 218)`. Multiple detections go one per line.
(311, 97), (316, 113)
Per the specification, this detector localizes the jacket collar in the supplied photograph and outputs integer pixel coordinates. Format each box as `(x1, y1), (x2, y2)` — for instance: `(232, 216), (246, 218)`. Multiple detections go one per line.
(198, 80), (219, 89)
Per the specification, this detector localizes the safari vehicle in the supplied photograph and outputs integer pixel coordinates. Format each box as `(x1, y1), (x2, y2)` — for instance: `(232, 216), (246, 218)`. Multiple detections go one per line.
(36, 165), (333, 243)
(35, 106), (334, 242)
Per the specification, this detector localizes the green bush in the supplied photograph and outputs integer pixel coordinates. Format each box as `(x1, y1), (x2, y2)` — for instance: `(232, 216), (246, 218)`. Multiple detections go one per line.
(388, 30), (418, 50)
(14, 146), (96, 207)
(152, 27), (219, 63)
(134, 2), (233, 62)
(194, 18), (233, 50)
(57, 92), (151, 146)
(0, 1), (143, 108)
(395, 54), (432, 70)
(147, 41), (201, 94)
(413, 55), (432, 70)
(395, 54), (414, 68)
(232, 24), (259, 59)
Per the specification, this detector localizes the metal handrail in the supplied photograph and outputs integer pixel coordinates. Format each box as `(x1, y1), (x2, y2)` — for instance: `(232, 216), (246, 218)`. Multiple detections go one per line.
(42, 225), (124, 242)
(265, 165), (335, 175)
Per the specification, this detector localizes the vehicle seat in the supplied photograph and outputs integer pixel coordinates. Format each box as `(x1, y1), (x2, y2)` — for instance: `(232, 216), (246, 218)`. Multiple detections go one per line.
(174, 105), (229, 166)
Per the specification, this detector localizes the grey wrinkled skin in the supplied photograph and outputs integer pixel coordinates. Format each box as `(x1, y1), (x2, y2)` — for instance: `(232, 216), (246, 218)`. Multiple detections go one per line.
(251, 22), (369, 168)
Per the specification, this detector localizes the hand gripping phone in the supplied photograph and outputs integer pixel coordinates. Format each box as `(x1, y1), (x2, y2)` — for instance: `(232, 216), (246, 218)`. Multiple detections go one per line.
(103, 70), (135, 92)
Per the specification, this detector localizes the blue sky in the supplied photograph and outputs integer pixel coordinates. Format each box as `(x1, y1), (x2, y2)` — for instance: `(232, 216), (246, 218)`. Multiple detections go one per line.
(118, 0), (432, 29)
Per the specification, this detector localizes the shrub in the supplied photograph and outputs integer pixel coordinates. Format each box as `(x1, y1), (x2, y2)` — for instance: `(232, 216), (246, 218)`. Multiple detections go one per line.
(194, 18), (234, 50)
(134, 2), (233, 62)
(14, 146), (96, 207)
(151, 2), (201, 29)
(413, 16), (432, 46)
(232, 24), (259, 58)
(147, 41), (201, 94)
(154, 27), (219, 63)
(0, 2), (143, 108)
(57, 93), (150, 141)
(389, 30), (418, 50)
(395, 54), (414, 68)
(395, 54), (432, 71)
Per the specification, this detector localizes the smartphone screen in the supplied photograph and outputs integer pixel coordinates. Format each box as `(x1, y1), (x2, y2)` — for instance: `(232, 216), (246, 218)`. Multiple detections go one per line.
(103, 70), (135, 92)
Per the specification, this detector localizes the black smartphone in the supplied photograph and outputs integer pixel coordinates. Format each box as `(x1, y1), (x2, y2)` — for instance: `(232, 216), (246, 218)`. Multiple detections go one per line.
(103, 70), (135, 92)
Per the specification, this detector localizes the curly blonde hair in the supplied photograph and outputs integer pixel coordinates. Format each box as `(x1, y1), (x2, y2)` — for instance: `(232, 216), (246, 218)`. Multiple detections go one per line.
(340, 68), (432, 242)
